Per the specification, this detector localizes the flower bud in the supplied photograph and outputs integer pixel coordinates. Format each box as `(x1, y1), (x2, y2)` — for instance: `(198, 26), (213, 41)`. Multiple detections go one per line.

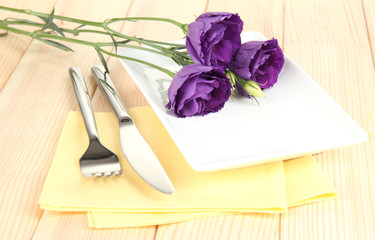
(242, 81), (265, 98)
(225, 71), (237, 89)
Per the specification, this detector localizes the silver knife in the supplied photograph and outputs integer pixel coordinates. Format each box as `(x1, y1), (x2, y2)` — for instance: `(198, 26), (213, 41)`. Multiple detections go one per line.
(91, 66), (175, 194)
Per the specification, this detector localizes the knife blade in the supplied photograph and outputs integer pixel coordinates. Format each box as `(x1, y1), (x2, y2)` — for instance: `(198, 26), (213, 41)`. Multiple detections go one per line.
(91, 66), (175, 194)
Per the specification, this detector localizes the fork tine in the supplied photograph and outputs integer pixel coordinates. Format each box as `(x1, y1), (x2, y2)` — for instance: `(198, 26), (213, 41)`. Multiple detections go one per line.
(79, 147), (122, 177)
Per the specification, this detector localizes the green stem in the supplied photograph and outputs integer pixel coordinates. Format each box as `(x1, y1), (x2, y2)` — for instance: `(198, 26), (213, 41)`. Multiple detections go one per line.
(0, 19), (186, 59)
(34, 33), (97, 46)
(0, 24), (32, 37)
(0, 6), (187, 54)
(104, 24), (164, 51)
(0, 6), (103, 27)
(97, 42), (166, 56)
(0, 7), (184, 77)
(0, 6), (187, 33)
(103, 23), (183, 56)
(3, 20), (186, 48)
(139, 39), (185, 49)
(0, 25), (97, 47)
(0, 24), (175, 77)
(1, 19), (183, 55)
(105, 17), (185, 30)
(99, 47), (175, 78)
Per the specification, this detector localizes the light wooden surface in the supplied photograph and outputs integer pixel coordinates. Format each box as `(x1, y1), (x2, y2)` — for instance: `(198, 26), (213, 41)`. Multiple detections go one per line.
(0, 0), (374, 239)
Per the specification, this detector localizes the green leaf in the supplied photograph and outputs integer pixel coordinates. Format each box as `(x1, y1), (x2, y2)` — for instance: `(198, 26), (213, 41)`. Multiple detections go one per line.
(101, 72), (117, 95)
(117, 39), (131, 44)
(105, 29), (117, 53)
(170, 57), (180, 66)
(41, 8), (65, 37)
(50, 22), (65, 37)
(37, 38), (74, 52)
(95, 48), (109, 73)
(41, 8), (54, 30)
(99, 78), (115, 94)
(250, 95), (260, 105)
(38, 16), (47, 22)
(74, 24), (86, 30)
(45, 8), (55, 25)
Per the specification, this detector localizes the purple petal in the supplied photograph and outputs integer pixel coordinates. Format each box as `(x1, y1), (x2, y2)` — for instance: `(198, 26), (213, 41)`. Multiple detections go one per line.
(167, 64), (231, 117)
(186, 12), (243, 70)
(231, 38), (285, 93)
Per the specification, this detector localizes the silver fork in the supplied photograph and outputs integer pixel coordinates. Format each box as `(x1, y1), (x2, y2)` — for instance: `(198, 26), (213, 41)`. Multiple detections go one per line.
(69, 66), (121, 177)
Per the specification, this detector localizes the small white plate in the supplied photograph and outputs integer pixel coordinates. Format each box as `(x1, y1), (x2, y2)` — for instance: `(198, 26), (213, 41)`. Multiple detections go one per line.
(118, 31), (368, 172)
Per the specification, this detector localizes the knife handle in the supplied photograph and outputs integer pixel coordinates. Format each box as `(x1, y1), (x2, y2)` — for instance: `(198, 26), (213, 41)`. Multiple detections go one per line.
(69, 66), (99, 141)
(91, 66), (132, 123)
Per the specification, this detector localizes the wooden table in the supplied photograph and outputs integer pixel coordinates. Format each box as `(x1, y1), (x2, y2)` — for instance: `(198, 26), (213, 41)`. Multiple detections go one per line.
(1, 0), (374, 239)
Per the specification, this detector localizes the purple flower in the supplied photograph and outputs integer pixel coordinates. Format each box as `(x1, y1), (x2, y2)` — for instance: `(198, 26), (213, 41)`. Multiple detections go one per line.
(166, 64), (231, 117)
(186, 12), (243, 71)
(231, 38), (285, 93)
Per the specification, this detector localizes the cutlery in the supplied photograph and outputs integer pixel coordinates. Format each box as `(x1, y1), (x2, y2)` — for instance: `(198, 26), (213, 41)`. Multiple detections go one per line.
(91, 66), (175, 194)
(69, 66), (121, 177)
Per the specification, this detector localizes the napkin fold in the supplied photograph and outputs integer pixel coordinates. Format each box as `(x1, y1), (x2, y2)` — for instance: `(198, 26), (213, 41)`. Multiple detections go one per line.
(39, 107), (337, 228)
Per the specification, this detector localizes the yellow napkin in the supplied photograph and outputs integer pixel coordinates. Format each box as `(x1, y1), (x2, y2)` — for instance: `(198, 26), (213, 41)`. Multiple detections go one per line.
(87, 156), (337, 228)
(39, 107), (337, 228)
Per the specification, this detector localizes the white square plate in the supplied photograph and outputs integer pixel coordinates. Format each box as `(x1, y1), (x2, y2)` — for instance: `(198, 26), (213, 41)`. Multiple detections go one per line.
(118, 31), (368, 171)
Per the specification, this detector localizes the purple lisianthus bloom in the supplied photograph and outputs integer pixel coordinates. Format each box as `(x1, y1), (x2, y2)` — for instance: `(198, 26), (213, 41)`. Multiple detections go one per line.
(186, 12), (243, 71)
(166, 64), (231, 117)
(231, 38), (285, 93)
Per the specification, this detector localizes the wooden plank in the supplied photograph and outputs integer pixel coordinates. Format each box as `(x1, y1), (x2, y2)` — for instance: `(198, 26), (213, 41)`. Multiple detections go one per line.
(281, 0), (375, 239)
(205, 0), (284, 44)
(0, 0), (155, 239)
(155, 214), (279, 240)
(362, 0), (375, 66)
(32, 212), (155, 240)
(1, 0), (373, 239)
(153, 0), (284, 239)
(0, 1), (57, 90)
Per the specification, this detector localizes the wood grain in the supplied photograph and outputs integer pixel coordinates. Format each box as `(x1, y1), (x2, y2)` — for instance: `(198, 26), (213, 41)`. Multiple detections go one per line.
(0, 0), (147, 239)
(32, 212), (156, 240)
(0, 1), (57, 90)
(281, 0), (375, 239)
(205, 0), (284, 44)
(156, 214), (279, 240)
(0, 0), (375, 239)
(362, 0), (375, 66)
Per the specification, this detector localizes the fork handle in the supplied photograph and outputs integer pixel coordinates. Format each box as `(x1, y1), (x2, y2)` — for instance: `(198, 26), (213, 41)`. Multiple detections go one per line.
(91, 66), (132, 123)
(69, 66), (99, 141)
